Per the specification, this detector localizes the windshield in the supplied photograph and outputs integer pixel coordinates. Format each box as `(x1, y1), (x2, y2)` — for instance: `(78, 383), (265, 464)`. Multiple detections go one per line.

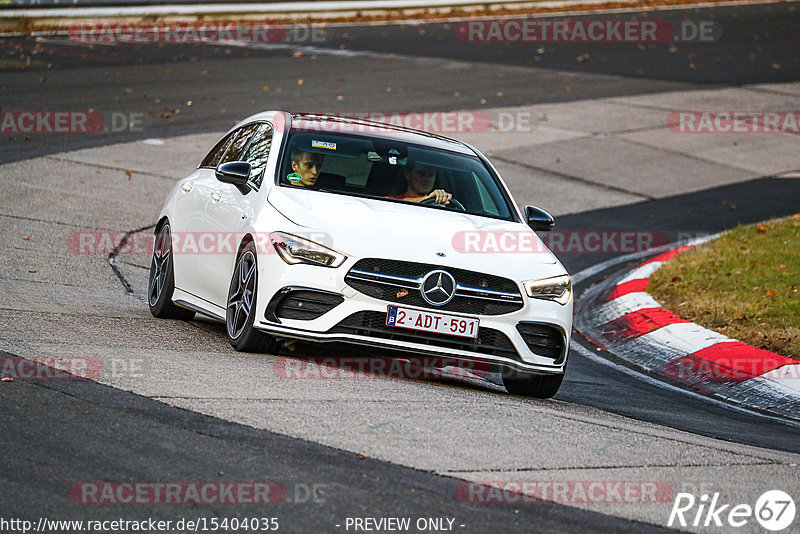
(278, 130), (516, 222)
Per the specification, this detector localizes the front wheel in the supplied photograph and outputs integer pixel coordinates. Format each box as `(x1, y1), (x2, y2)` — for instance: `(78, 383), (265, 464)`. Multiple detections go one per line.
(502, 370), (564, 399)
(226, 242), (278, 353)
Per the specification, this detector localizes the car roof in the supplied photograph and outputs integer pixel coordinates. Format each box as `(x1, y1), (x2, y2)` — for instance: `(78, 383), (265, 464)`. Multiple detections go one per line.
(234, 111), (477, 157)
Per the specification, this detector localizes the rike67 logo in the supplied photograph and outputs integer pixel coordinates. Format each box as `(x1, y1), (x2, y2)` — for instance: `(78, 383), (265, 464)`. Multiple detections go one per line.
(668, 490), (795, 531)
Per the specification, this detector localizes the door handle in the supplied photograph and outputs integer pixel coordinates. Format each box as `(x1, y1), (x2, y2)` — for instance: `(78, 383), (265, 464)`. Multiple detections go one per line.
(210, 192), (221, 202)
(180, 183), (193, 192)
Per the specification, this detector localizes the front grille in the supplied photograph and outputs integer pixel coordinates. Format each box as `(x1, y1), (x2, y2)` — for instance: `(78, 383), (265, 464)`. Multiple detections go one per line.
(269, 288), (344, 321)
(516, 323), (565, 361)
(329, 311), (520, 361)
(345, 258), (523, 316)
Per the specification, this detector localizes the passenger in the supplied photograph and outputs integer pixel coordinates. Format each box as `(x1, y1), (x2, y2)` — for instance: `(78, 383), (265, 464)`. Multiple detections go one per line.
(388, 162), (452, 205)
(288, 150), (324, 187)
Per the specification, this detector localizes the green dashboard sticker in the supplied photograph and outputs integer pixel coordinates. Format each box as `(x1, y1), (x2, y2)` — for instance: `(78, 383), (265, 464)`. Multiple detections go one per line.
(287, 173), (303, 183)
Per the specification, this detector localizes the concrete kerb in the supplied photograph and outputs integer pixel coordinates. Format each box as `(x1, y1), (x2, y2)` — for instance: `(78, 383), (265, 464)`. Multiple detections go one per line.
(574, 238), (800, 423)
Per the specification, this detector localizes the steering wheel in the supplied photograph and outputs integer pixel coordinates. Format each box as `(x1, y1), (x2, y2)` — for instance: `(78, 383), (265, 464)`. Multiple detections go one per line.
(419, 196), (466, 212)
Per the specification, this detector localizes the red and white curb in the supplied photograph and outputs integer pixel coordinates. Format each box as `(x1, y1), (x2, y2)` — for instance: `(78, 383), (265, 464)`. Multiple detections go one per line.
(575, 244), (800, 422)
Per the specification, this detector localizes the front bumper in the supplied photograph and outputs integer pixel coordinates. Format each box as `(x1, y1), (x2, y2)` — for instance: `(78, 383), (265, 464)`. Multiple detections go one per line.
(253, 256), (572, 376)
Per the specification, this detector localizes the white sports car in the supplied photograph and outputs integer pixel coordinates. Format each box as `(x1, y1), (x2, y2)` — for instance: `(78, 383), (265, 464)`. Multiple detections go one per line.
(149, 111), (572, 397)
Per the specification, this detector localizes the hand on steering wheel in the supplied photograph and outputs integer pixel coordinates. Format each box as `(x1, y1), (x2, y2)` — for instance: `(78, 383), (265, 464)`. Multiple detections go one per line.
(419, 194), (466, 212)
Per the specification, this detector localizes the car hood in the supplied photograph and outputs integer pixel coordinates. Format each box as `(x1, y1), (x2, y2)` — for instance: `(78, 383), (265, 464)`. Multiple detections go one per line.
(266, 187), (560, 274)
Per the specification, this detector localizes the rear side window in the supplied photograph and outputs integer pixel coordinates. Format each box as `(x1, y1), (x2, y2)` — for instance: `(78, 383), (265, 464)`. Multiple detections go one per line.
(199, 123), (261, 169)
(200, 131), (236, 168)
(220, 124), (261, 165)
(242, 123), (274, 189)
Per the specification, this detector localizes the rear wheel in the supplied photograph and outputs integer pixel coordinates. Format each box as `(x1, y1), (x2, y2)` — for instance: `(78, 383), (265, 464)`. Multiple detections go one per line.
(502, 370), (564, 399)
(226, 242), (279, 353)
(148, 222), (195, 320)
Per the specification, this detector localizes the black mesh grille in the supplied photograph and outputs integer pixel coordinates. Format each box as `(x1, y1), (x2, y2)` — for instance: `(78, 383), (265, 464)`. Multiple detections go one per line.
(275, 290), (344, 321)
(345, 258), (523, 316)
(516, 323), (565, 360)
(329, 311), (520, 361)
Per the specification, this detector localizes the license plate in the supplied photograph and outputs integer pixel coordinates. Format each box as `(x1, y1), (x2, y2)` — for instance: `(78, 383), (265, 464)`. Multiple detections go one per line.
(386, 305), (480, 339)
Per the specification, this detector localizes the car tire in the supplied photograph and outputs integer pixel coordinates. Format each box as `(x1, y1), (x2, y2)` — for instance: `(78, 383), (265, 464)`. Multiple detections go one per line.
(148, 221), (196, 321)
(502, 370), (564, 399)
(226, 241), (279, 353)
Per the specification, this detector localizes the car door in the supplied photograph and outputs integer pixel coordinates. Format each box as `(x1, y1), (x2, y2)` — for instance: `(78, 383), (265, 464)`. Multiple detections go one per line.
(196, 122), (272, 308)
(171, 129), (240, 297)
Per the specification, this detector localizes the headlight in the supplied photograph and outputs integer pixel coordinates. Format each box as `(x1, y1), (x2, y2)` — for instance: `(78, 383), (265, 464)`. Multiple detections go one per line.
(269, 232), (346, 268)
(523, 274), (572, 305)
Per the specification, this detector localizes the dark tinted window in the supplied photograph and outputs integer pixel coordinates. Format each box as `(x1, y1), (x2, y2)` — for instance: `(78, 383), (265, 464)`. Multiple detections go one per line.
(242, 123), (273, 188)
(200, 131), (236, 168)
(220, 123), (261, 165)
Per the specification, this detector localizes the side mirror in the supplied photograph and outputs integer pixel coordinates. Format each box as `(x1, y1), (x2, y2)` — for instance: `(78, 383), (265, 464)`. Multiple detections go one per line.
(216, 161), (251, 186)
(525, 205), (555, 231)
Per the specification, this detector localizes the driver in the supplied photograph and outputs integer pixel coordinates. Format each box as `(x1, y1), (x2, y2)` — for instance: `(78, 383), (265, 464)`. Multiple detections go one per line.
(387, 162), (452, 205)
(289, 150), (324, 187)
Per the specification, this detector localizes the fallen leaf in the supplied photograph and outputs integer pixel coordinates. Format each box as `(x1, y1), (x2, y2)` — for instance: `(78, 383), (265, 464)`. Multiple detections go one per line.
(672, 276), (682, 282)
(125, 170), (132, 180)
(766, 290), (775, 296)
(82, 411), (90, 415)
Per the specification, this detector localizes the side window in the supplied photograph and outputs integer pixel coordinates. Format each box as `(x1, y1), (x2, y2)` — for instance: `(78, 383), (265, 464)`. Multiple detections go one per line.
(242, 123), (273, 189)
(200, 131), (237, 169)
(219, 124), (261, 166)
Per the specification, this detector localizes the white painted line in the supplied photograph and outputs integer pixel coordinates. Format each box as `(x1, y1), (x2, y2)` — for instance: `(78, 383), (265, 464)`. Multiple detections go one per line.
(759, 364), (800, 394)
(636, 322), (737, 355)
(570, 338), (800, 428)
(616, 261), (663, 285)
(571, 233), (718, 286)
(592, 291), (660, 322)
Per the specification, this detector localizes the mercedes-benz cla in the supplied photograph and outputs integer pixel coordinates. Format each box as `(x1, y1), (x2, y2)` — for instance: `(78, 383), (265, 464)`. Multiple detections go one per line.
(149, 111), (572, 398)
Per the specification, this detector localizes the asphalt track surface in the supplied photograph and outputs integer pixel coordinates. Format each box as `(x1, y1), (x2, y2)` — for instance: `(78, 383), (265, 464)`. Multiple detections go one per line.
(2, 2), (800, 532)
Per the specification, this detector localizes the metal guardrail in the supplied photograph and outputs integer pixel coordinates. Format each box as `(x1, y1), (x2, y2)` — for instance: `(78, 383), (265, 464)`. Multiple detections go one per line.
(2, 0), (330, 7)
